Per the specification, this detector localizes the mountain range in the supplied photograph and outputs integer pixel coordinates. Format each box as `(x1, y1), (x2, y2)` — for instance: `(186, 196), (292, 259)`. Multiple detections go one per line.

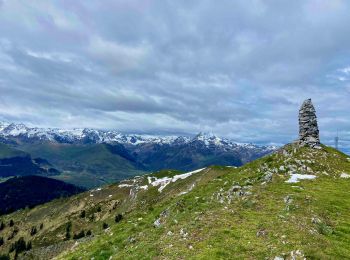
(0, 122), (276, 188)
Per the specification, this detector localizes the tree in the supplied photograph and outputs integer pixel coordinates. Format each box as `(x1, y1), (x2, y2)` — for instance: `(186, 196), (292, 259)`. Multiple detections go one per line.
(0, 237), (3, 246)
(115, 214), (123, 223)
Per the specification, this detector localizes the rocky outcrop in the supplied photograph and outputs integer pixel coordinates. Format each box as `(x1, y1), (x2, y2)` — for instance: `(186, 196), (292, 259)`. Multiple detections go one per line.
(298, 99), (320, 148)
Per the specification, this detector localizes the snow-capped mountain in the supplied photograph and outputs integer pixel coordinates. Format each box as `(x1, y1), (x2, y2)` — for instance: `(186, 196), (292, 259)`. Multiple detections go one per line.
(0, 122), (276, 152)
(0, 122), (277, 188)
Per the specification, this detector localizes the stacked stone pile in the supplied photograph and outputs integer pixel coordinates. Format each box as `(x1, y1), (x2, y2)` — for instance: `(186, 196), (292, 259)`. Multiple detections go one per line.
(298, 99), (320, 148)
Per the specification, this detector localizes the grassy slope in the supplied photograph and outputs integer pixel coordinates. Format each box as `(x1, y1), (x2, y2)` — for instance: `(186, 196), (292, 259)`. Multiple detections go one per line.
(0, 143), (27, 158)
(61, 144), (350, 259)
(17, 143), (145, 188)
(1, 144), (349, 259)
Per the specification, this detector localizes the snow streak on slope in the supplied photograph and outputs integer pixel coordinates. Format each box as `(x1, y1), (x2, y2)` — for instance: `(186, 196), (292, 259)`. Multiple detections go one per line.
(148, 168), (206, 192)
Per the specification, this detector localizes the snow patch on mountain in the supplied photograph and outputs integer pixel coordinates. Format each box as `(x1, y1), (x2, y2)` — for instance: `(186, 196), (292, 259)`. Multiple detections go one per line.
(0, 122), (276, 154)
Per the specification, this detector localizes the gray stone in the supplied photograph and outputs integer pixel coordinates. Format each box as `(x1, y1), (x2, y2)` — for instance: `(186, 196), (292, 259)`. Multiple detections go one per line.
(153, 218), (161, 228)
(298, 99), (320, 148)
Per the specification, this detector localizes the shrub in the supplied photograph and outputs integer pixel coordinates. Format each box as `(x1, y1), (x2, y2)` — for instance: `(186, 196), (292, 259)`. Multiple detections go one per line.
(115, 214), (123, 223)
(39, 223), (44, 230)
(73, 230), (85, 240)
(30, 226), (37, 236)
(97, 206), (102, 212)
(26, 241), (32, 250)
(86, 230), (92, 236)
(80, 210), (86, 218)
(7, 227), (19, 240)
(0, 222), (4, 231)
(9, 220), (14, 227)
(9, 237), (31, 254)
(0, 254), (10, 260)
(102, 223), (109, 229)
(65, 222), (72, 240)
(0, 237), (3, 246)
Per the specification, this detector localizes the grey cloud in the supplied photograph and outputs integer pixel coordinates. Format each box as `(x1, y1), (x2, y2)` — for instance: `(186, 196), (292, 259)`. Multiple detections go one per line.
(0, 0), (350, 152)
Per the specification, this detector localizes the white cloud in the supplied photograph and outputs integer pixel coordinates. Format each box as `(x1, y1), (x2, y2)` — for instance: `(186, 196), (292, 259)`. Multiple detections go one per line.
(25, 50), (73, 63)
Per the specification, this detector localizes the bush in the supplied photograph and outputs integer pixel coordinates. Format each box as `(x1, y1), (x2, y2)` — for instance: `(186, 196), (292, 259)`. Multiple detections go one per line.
(30, 226), (37, 236)
(0, 237), (3, 246)
(9, 220), (14, 227)
(80, 210), (86, 218)
(26, 241), (32, 250)
(65, 222), (72, 240)
(86, 230), (92, 236)
(0, 254), (10, 260)
(115, 214), (123, 223)
(39, 223), (44, 230)
(7, 227), (19, 240)
(9, 237), (31, 254)
(73, 230), (85, 240)
(97, 206), (102, 212)
(102, 223), (109, 229)
(0, 222), (4, 231)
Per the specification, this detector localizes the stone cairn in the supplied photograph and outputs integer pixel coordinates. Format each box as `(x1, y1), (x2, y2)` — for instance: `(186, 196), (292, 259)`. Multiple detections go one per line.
(298, 99), (320, 148)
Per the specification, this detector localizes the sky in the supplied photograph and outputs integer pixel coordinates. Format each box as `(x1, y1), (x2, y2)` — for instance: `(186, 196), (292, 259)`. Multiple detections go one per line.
(0, 0), (350, 151)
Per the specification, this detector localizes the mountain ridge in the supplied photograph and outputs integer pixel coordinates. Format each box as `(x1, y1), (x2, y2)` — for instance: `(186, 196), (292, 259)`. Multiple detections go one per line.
(0, 122), (276, 150)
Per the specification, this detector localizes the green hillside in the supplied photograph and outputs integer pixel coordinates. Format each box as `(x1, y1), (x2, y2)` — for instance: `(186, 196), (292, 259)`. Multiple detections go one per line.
(0, 143), (27, 159)
(1, 143), (350, 259)
(17, 143), (145, 188)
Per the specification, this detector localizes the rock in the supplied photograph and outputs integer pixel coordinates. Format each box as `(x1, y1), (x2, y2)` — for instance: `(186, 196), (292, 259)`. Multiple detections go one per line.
(298, 99), (320, 148)
(230, 185), (241, 192)
(153, 218), (161, 228)
(256, 229), (267, 237)
(180, 228), (188, 238)
(290, 249), (306, 260)
(263, 171), (273, 182)
(128, 237), (136, 243)
(284, 195), (293, 205)
(311, 217), (321, 224)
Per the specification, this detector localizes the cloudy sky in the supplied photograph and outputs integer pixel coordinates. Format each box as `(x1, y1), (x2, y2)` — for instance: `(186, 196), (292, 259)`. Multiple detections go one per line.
(0, 1), (350, 151)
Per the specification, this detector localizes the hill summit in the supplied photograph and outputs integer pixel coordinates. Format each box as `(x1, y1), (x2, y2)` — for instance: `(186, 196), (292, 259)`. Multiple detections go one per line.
(1, 100), (350, 259)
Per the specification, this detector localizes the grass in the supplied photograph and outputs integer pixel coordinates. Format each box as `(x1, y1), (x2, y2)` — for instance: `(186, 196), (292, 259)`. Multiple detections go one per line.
(0, 143), (27, 158)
